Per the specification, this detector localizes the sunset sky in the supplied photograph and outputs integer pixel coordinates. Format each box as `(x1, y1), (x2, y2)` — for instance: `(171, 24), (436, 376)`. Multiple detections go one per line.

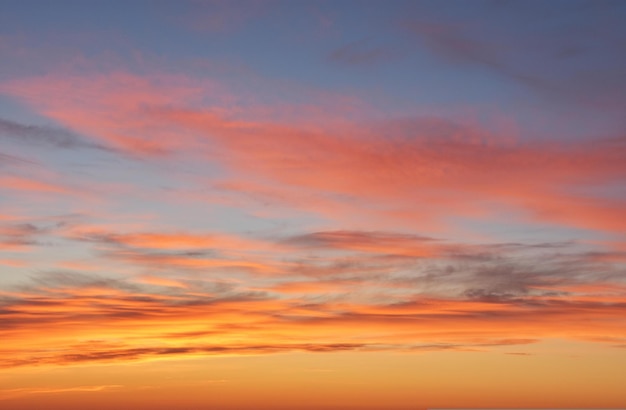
(1, 1), (626, 409)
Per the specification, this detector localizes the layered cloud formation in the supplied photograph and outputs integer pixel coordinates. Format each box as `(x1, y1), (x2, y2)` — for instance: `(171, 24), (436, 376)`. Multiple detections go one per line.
(1, 1), (625, 408)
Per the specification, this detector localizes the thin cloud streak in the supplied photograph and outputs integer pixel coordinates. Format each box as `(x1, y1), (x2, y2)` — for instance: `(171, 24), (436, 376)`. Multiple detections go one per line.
(0, 117), (114, 152)
(0, 385), (123, 400)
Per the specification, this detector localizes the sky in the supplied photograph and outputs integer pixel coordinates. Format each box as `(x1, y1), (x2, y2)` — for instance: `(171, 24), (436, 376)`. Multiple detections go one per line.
(1, 0), (626, 409)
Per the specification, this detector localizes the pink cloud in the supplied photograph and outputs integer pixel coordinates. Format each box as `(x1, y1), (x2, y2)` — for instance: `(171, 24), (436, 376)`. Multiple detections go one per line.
(3, 70), (626, 236)
(0, 175), (71, 195)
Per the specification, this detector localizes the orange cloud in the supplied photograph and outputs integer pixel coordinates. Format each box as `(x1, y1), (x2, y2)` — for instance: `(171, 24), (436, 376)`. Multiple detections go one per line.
(1, 241), (625, 370)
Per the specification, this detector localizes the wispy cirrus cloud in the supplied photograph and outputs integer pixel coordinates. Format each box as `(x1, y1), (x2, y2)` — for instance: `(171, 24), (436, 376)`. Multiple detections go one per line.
(0, 175), (73, 196)
(65, 227), (283, 275)
(0, 385), (123, 400)
(282, 230), (439, 256)
(0, 152), (34, 167)
(403, 2), (626, 112)
(0, 117), (114, 152)
(1, 69), (624, 255)
(0, 342), (368, 369)
(0, 72), (209, 157)
(0, 222), (50, 251)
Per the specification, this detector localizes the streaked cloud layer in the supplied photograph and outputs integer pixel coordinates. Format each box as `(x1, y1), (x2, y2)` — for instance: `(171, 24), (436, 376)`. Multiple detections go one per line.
(1, 1), (625, 409)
